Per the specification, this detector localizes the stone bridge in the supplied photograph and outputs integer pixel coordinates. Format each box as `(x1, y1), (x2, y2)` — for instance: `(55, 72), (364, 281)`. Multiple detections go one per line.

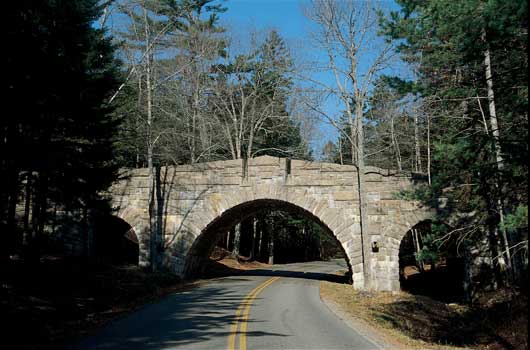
(109, 155), (431, 291)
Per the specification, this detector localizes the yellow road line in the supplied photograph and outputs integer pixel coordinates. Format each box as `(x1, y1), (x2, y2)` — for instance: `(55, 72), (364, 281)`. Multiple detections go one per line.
(239, 277), (280, 350)
(228, 277), (280, 350)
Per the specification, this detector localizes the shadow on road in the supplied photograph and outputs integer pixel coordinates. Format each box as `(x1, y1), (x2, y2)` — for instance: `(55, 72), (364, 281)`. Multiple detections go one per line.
(238, 268), (350, 283)
(69, 281), (287, 350)
(203, 260), (352, 284)
(68, 260), (350, 349)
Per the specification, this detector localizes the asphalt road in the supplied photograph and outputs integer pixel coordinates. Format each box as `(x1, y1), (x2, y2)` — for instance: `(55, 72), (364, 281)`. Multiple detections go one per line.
(69, 260), (380, 350)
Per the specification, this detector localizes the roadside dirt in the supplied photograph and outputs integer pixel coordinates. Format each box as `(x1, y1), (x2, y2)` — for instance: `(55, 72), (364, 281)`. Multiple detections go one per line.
(204, 246), (270, 277)
(320, 279), (527, 350)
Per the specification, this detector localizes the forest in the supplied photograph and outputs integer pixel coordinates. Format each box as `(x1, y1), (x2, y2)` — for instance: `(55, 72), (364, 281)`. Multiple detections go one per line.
(3, 0), (527, 303)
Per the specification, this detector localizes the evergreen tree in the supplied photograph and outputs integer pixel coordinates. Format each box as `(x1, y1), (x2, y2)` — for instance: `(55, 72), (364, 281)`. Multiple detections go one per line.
(251, 31), (311, 160)
(381, 0), (528, 293)
(364, 79), (418, 171)
(5, 0), (122, 258)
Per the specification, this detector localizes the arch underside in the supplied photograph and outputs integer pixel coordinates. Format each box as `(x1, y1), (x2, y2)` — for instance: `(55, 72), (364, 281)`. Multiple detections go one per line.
(151, 183), (370, 287)
(182, 198), (353, 280)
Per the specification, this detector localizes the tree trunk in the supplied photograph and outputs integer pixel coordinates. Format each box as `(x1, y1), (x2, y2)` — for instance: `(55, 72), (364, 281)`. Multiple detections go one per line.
(7, 165), (19, 253)
(251, 217), (260, 260)
(412, 228), (424, 273)
(256, 217), (263, 259)
(29, 173), (48, 263)
(482, 29), (512, 275)
(23, 172), (32, 245)
(349, 117), (357, 165)
(228, 226), (235, 251)
(338, 137), (344, 165)
(259, 216), (269, 262)
(232, 223), (241, 257)
(427, 114), (432, 185)
(136, 70), (143, 168)
(82, 206), (93, 257)
(225, 229), (231, 250)
(268, 226), (274, 265)
(414, 111), (422, 172)
(390, 115), (402, 171)
(144, 7), (157, 272)
(482, 31), (504, 171)
(355, 103), (372, 290)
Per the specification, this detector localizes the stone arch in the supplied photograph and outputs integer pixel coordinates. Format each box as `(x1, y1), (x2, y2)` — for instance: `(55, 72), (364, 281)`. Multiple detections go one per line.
(157, 182), (364, 285)
(90, 211), (142, 265)
(180, 198), (355, 282)
(398, 220), (432, 276)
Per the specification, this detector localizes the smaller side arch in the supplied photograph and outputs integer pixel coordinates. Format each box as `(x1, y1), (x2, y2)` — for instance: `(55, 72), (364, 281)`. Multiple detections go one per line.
(376, 209), (433, 291)
(91, 213), (140, 265)
(116, 206), (151, 267)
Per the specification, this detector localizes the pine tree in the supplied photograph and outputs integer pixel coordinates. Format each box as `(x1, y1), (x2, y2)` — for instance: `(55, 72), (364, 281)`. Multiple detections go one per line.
(251, 31), (310, 159)
(5, 0), (122, 259)
(381, 0), (528, 294)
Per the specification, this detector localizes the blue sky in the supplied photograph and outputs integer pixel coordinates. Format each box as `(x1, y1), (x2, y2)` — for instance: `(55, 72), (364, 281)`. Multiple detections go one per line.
(105, 0), (406, 159)
(220, 0), (310, 35)
(219, 0), (404, 158)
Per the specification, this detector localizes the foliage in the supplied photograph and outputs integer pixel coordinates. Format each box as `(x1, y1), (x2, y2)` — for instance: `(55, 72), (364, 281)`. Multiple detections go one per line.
(112, 0), (228, 167)
(393, 184), (434, 203)
(415, 233), (439, 263)
(381, 0), (528, 291)
(4, 0), (122, 257)
(263, 211), (343, 263)
(501, 205), (528, 233)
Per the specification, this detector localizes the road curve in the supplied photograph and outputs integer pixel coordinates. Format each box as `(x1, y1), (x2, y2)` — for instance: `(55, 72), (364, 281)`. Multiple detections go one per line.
(69, 260), (380, 350)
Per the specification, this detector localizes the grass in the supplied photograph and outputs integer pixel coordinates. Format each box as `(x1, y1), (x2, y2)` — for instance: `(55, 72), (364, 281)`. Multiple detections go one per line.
(320, 279), (527, 350)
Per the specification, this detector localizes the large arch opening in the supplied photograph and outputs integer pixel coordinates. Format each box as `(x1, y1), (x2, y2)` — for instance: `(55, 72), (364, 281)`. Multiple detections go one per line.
(183, 199), (352, 283)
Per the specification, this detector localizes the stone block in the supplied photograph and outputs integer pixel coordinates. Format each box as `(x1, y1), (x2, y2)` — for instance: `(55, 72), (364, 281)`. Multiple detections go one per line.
(333, 191), (357, 201)
(367, 192), (380, 202)
(320, 163), (357, 173)
(366, 204), (386, 216)
(291, 159), (321, 170)
(365, 173), (383, 182)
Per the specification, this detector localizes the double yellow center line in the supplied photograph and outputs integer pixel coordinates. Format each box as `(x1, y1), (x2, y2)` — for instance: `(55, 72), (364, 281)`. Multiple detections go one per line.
(227, 276), (280, 350)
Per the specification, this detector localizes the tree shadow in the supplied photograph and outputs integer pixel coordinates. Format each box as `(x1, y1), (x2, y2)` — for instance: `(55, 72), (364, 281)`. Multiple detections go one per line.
(373, 289), (526, 350)
(67, 277), (288, 350)
(400, 264), (465, 303)
(203, 260), (352, 284)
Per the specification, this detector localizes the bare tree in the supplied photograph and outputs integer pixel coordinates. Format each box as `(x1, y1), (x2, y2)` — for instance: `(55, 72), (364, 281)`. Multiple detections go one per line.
(210, 31), (298, 160)
(305, 0), (394, 289)
(481, 29), (512, 275)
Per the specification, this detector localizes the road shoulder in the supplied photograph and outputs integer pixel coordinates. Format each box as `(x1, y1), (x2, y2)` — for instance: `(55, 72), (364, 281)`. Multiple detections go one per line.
(319, 281), (480, 350)
(319, 285), (401, 350)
